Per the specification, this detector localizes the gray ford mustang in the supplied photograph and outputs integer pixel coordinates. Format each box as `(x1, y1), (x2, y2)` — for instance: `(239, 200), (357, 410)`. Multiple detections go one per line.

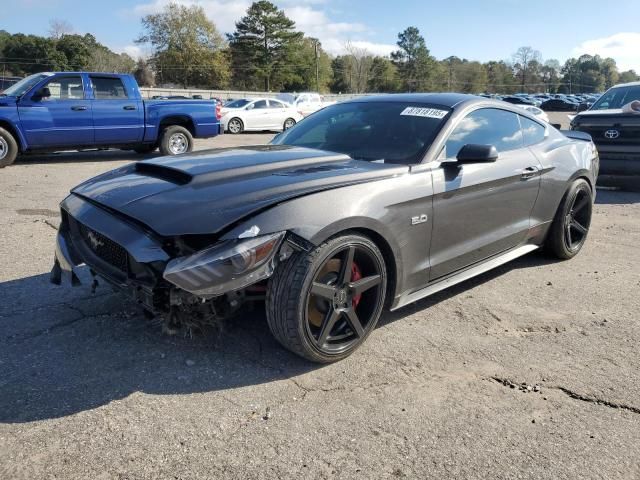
(51, 94), (599, 363)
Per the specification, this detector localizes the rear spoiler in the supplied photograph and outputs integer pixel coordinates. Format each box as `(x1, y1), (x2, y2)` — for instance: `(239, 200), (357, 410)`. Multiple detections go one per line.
(560, 130), (592, 142)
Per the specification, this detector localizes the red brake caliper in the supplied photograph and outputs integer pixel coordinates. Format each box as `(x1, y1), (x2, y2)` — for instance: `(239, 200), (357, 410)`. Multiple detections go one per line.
(351, 262), (363, 308)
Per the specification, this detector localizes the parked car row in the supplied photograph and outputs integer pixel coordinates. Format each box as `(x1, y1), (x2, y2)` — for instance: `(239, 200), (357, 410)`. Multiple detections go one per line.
(479, 92), (602, 112)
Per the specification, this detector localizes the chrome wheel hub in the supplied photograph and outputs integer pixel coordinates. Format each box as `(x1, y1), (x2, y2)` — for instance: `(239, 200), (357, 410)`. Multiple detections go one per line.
(169, 133), (188, 154)
(0, 137), (7, 160)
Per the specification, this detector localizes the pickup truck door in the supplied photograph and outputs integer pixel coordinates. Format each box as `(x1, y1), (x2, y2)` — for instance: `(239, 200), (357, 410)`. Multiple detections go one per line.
(89, 75), (144, 144)
(17, 74), (93, 147)
(429, 108), (542, 280)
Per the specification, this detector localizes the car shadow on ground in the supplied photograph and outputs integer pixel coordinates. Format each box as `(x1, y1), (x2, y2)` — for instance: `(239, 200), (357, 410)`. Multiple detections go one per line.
(15, 150), (159, 165)
(0, 251), (558, 424)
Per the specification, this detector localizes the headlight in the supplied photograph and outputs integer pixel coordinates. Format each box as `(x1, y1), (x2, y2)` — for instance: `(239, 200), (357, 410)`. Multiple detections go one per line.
(163, 232), (285, 298)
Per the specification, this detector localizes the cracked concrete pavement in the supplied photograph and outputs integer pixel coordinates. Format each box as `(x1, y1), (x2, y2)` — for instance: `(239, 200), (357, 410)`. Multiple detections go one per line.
(1, 132), (640, 479)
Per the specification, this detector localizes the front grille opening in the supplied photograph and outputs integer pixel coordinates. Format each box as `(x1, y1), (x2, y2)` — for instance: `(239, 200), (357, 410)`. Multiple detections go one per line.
(78, 223), (129, 273)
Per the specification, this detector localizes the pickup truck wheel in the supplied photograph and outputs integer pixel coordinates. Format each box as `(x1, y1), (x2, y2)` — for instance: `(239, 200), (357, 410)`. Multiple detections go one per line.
(266, 234), (387, 363)
(133, 144), (157, 154)
(159, 126), (193, 155)
(227, 118), (243, 134)
(546, 178), (593, 259)
(0, 128), (19, 168)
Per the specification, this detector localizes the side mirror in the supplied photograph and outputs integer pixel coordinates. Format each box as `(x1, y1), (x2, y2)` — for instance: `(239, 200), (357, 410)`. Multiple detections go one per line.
(456, 144), (498, 163)
(32, 87), (51, 100)
(551, 123), (562, 130)
(576, 103), (589, 113)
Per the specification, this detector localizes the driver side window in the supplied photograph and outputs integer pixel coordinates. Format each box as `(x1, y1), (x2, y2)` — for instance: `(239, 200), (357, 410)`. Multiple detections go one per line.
(41, 76), (84, 100)
(444, 108), (523, 159)
(253, 100), (268, 109)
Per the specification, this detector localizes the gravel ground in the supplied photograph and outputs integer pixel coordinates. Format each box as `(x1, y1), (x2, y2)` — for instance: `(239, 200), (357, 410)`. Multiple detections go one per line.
(1, 130), (640, 479)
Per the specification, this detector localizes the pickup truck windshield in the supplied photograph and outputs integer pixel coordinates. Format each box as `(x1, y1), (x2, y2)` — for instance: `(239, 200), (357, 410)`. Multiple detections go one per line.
(1, 73), (51, 97)
(591, 85), (640, 110)
(271, 101), (451, 164)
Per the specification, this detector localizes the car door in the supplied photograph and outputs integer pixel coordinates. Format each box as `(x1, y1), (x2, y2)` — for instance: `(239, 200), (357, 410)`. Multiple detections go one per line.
(17, 74), (93, 147)
(429, 108), (542, 280)
(89, 75), (144, 144)
(267, 100), (289, 129)
(245, 100), (270, 129)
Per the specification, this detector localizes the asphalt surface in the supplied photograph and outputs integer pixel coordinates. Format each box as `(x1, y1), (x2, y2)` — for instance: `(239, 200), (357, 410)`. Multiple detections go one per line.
(1, 129), (640, 479)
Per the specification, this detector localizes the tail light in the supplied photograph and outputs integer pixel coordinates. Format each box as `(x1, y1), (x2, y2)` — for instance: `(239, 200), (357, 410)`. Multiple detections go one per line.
(215, 102), (222, 121)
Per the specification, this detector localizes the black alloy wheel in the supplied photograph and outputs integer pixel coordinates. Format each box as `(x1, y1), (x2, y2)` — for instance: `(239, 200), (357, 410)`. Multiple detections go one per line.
(563, 187), (591, 251)
(266, 234), (387, 363)
(547, 178), (593, 259)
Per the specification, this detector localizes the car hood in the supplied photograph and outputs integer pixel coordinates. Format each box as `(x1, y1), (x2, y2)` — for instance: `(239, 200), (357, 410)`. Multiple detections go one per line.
(576, 108), (625, 116)
(71, 145), (409, 236)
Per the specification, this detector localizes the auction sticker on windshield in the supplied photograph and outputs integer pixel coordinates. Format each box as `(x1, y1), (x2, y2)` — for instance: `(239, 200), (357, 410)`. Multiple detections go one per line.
(400, 107), (449, 119)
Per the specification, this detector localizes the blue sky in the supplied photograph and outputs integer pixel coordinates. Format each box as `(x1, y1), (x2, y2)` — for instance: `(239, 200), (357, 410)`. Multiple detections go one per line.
(8, 0), (640, 71)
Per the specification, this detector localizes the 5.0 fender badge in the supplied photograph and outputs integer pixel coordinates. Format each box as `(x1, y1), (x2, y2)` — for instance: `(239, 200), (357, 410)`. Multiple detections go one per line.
(411, 214), (428, 225)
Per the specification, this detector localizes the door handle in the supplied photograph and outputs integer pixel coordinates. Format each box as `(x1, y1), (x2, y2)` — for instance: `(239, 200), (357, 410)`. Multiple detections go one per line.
(123, 105), (137, 110)
(521, 166), (540, 180)
(71, 105), (87, 111)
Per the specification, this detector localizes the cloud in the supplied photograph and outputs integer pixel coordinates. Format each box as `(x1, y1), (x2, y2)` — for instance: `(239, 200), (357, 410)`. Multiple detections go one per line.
(127, 0), (396, 56)
(130, 0), (250, 34)
(122, 45), (144, 59)
(282, 5), (396, 56)
(572, 32), (640, 72)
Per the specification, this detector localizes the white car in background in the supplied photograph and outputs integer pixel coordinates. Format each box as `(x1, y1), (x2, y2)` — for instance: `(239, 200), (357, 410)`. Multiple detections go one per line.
(518, 105), (550, 123)
(276, 92), (333, 117)
(220, 98), (303, 134)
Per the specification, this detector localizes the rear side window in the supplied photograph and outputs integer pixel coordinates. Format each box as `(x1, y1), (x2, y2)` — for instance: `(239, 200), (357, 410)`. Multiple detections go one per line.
(269, 100), (286, 108)
(519, 116), (546, 146)
(444, 108), (523, 158)
(43, 75), (84, 100)
(91, 77), (128, 100)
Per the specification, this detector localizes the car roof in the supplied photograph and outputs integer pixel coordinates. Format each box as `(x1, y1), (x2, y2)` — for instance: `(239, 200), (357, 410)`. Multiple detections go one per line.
(342, 92), (482, 109)
(611, 81), (640, 88)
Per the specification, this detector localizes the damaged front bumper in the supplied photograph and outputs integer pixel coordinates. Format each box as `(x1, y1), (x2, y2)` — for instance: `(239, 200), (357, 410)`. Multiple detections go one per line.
(50, 194), (302, 313)
(50, 194), (172, 309)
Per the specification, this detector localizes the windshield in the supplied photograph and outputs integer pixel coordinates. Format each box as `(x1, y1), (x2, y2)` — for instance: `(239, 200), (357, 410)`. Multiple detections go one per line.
(1, 73), (50, 97)
(591, 85), (640, 110)
(224, 99), (251, 108)
(271, 101), (451, 164)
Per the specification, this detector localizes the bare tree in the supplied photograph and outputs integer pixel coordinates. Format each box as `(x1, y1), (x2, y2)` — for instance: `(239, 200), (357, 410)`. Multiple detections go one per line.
(48, 19), (73, 40)
(344, 41), (373, 93)
(512, 46), (542, 91)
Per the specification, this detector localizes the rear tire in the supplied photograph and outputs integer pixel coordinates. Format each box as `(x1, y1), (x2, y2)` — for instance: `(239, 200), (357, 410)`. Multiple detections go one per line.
(0, 127), (19, 168)
(266, 234), (387, 363)
(159, 126), (193, 156)
(283, 118), (296, 130)
(546, 178), (593, 259)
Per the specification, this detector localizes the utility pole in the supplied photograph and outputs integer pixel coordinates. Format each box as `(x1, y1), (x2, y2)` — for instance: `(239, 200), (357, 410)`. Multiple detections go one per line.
(314, 40), (319, 92)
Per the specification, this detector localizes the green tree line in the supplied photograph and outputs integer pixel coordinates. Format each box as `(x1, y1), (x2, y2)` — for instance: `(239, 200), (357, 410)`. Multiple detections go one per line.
(2, 1), (638, 94)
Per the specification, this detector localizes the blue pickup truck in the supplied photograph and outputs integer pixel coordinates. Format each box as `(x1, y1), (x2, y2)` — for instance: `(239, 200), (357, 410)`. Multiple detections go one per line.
(0, 72), (223, 167)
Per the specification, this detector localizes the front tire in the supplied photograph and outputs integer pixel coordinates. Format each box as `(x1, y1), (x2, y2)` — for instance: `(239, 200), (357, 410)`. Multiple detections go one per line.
(159, 126), (193, 156)
(266, 234), (387, 363)
(0, 127), (19, 168)
(546, 178), (593, 259)
(227, 118), (244, 134)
